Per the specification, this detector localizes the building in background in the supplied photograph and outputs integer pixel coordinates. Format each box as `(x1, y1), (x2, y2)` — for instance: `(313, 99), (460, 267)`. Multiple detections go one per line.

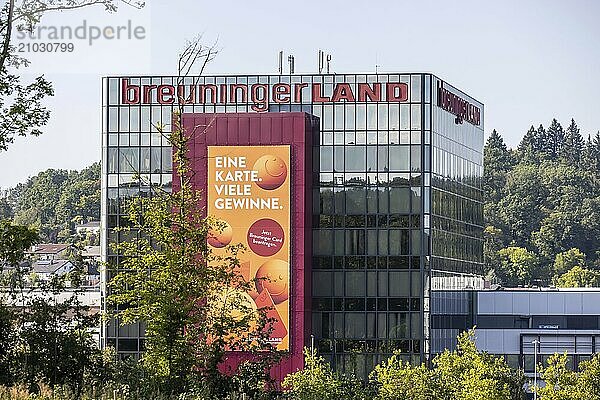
(2, 245), (101, 345)
(101, 73), (484, 376)
(75, 221), (101, 236)
(27, 243), (71, 261)
(30, 259), (74, 282)
(431, 288), (600, 376)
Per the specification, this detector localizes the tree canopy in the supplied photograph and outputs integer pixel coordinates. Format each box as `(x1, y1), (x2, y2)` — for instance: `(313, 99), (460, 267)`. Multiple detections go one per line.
(2, 162), (100, 243)
(484, 119), (600, 287)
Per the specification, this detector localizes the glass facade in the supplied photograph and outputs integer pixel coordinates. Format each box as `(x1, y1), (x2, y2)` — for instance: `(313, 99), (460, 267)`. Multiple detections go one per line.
(101, 73), (484, 371)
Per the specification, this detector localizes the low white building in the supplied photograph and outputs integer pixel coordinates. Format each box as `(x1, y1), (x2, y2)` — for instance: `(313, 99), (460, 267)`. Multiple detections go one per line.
(431, 288), (600, 374)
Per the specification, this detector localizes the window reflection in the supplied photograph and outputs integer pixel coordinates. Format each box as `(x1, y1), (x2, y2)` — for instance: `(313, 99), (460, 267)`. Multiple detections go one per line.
(411, 105), (421, 130)
(400, 105), (410, 130)
(118, 148), (138, 173)
(367, 104), (377, 130)
(356, 105), (366, 130)
(389, 146), (410, 171)
(345, 105), (355, 130)
(366, 146), (377, 171)
(321, 147), (333, 172)
(345, 147), (366, 172)
(378, 105), (388, 130)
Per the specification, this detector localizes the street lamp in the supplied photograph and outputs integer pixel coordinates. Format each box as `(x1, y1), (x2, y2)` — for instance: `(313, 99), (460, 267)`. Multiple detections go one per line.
(532, 339), (540, 400)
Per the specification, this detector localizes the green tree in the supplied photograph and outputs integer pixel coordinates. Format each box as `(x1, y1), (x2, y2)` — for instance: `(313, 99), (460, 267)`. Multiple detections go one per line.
(282, 348), (344, 400)
(536, 353), (579, 400)
(0, 219), (37, 269)
(55, 163), (101, 241)
(553, 248), (586, 276)
(496, 163), (548, 248)
(0, 300), (14, 385)
(370, 352), (435, 400)
(9, 163), (100, 243)
(12, 292), (100, 396)
(368, 329), (525, 400)
(533, 211), (584, 261)
(534, 353), (600, 400)
(555, 266), (600, 288)
(12, 168), (69, 242)
(561, 119), (584, 166)
(517, 125), (539, 162)
(0, 196), (12, 219)
(491, 152), (600, 273)
(0, 219), (37, 385)
(582, 132), (600, 174)
(0, 219), (103, 396)
(484, 130), (514, 204)
(576, 354), (600, 399)
(496, 247), (543, 286)
(108, 39), (278, 396)
(433, 329), (524, 400)
(482, 130), (514, 274)
(108, 123), (265, 393)
(484, 225), (505, 281)
(545, 118), (565, 160)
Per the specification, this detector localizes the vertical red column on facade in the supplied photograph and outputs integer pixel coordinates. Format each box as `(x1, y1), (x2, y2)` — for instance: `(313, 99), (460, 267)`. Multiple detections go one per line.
(180, 112), (315, 382)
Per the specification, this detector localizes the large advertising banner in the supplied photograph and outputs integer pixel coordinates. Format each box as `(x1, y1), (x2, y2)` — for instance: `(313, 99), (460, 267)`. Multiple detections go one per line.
(207, 145), (291, 351)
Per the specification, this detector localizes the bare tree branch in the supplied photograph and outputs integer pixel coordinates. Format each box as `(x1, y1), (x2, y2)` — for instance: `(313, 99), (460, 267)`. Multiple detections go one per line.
(0, 0), (15, 72)
(176, 35), (219, 90)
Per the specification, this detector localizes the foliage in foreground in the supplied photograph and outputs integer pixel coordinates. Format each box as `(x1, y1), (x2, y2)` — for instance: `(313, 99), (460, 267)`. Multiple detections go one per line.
(283, 332), (600, 400)
(283, 330), (524, 400)
(535, 352), (600, 400)
(370, 329), (525, 400)
(0, 220), (105, 397)
(282, 348), (366, 400)
(4, 327), (600, 399)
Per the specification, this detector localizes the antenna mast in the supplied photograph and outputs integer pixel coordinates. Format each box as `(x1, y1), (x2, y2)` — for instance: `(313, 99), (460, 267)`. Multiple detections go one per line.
(278, 50), (283, 74)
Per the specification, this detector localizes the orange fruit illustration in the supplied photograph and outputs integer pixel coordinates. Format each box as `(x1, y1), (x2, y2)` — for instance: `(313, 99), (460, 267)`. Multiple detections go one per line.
(253, 154), (287, 190)
(207, 220), (233, 248)
(254, 259), (289, 304)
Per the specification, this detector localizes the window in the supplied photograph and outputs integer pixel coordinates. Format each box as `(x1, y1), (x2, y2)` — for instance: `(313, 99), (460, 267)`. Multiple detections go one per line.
(320, 147), (333, 171)
(117, 338), (138, 352)
(345, 313), (366, 338)
(345, 230), (365, 255)
(314, 230), (333, 255)
(313, 271), (333, 296)
(389, 146), (410, 171)
(389, 188), (410, 213)
(345, 146), (366, 172)
(345, 272), (366, 296)
(388, 271), (410, 297)
(346, 188), (366, 214)
(567, 316), (599, 330)
(119, 148), (138, 173)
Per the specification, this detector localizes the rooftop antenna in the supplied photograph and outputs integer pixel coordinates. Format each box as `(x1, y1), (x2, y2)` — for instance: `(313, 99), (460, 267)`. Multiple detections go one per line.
(375, 52), (380, 74)
(318, 50), (324, 74)
(326, 53), (331, 74)
(288, 54), (295, 74)
(278, 50), (283, 74)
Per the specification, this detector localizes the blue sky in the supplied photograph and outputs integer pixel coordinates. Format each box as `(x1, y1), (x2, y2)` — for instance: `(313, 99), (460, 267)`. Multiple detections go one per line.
(1, 0), (599, 188)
